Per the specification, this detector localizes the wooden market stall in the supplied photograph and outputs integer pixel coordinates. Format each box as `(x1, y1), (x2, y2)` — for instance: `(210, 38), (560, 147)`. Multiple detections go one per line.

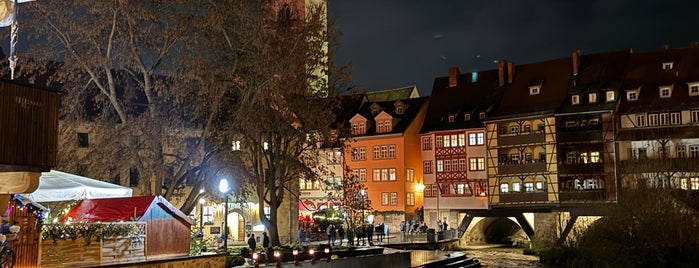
(40, 195), (193, 267)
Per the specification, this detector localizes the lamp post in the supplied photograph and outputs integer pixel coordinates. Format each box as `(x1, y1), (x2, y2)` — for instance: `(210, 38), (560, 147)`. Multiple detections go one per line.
(219, 178), (231, 250)
(360, 189), (365, 246)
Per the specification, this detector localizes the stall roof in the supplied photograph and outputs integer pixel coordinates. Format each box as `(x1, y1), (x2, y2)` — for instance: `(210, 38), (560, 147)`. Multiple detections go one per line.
(58, 195), (193, 225)
(26, 170), (132, 202)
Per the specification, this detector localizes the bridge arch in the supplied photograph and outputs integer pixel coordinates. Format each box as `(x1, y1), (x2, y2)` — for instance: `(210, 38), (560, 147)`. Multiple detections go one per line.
(465, 217), (529, 244)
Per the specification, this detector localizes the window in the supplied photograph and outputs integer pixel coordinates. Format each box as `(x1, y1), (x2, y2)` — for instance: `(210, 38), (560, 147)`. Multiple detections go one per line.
(351, 147), (366, 161)
(688, 83), (699, 96)
(498, 127), (507, 135)
(529, 86), (540, 95)
(455, 159), (464, 171)
(327, 151), (341, 164)
(353, 169), (367, 182)
(451, 159), (459, 171)
(648, 114), (658, 126)
(435, 136), (443, 148)
(443, 135), (450, 147)
(406, 169), (414, 182)
(464, 113), (471, 121)
(351, 122), (366, 135)
(422, 137), (432, 150)
(444, 160), (451, 172)
(201, 205), (214, 225)
(567, 152), (578, 164)
(406, 192), (415, 206)
(231, 140), (241, 151)
(662, 62), (673, 70)
(588, 93), (597, 103)
(512, 182), (521, 192)
(396, 106), (404, 114)
(659, 87), (672, 98)
(451, 134), (458, 147)
(468, 133), (484, 146)
(606, 91), (615, 102)
(469, 158), (485, 171)
(479, 112), (486, 119)
(373, 168), (396, 181)
(692, 110), (699, 123)
(681, 178), (688, 190)
(458, 134), (466, 146)
(677, 146), (686, 158)
(636, 114), (646, 127)
(390, 192), (398, 206)
(511, 153), (520, 163)
(690, 146), (699, 158)
(456, 184), (468, 195)
(380, 145), (388, 159)
(500, 183), (509, 193)
(571, 95), (580, 104)
(436, 160), (443, 172)
(448, 115), (455, 123)
(659, 113), (669, 125)
(589, 152), (600, 163)
(524, 182), (534, 192)
(377, 120), (392, 133)
(381, 193), (389, 205)
(77, 132), (89, 148)
(535, 181), (544, 190)
(691, 178), (699, 190)
(423, 161), (433, 174)
(388, 145), (396, 158)
(627, 91), (638, 101)
(671, 112), (681, 125)
(510, 126), (519, 135)
(471, 72), (478, 83)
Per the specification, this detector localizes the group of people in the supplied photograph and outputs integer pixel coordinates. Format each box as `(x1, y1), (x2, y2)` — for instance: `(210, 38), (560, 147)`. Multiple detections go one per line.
(246, 232), (270, 251)
(325, 224), (346, 246)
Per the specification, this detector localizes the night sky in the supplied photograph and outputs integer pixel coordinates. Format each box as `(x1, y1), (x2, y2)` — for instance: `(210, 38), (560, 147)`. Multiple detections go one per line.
(329, 0), (699, 96)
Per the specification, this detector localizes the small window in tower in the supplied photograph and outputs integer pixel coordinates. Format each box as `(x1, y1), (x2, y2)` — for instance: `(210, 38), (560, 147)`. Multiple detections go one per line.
(662, 62), (673, 70)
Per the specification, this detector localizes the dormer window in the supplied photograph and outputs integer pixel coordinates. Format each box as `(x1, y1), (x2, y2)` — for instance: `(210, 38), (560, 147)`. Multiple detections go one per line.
(351, 122), (366, 135)
(588, 93), (597, 103)
(659, 86), (672, 98)
(448, 115), (455, 123)
(605, 91), (615, 102)
(376, 119), (392, 133)
(370, 103), (381, 116)
(464, 113), (471, 121)
(662, 61), (673, 70)
(394, 100), (406, 115)
(529, 85), (541, 95)
(688, 82), (699, 96)
(627, 90), (639, 101)
(571, 94), (580, 105)
(479, 112), (486, 119)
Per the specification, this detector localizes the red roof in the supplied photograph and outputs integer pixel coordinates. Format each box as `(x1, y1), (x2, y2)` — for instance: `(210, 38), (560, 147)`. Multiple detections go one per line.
(58, 195), (192, 225)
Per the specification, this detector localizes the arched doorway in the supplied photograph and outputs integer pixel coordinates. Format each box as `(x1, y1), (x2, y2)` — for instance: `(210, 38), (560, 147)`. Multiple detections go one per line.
(467, 217), (528, 244)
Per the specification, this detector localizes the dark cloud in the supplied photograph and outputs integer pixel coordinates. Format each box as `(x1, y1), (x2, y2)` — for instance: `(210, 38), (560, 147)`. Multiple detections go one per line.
(329, 0), (699, 96)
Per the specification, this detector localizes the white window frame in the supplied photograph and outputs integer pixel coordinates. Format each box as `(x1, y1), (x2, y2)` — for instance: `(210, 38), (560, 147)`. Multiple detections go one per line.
(636, 114), (646, 127)
(571, 95), (580, 104)
(588, 93), (597, 103)
(406, 192), (415, 206)
(606, 91), (615, 102)
(627, 91), (638, 101)
(687, 82), (699, 96)
(390, 192), (398, 206)
(659, 86), (672, 98)
(529, 86), (541, 95)
(670, 112), (681, 125)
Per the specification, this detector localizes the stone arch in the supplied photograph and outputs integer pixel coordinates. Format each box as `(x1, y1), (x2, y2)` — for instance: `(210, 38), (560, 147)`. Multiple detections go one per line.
(466, 217), (528, 244)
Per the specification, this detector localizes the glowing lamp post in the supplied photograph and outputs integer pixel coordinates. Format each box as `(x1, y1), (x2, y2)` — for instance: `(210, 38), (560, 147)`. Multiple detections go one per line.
(219, 178), (231, 250)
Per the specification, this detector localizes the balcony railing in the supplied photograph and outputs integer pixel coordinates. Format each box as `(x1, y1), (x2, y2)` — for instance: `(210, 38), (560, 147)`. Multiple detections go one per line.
(558, 162), (605, 174)
(498, 191), (549, 203)
(498, 161), (547, 174)
(559, 189), (607, 202)
(498, 132), (546, 146)
(619, 158), (699, 173)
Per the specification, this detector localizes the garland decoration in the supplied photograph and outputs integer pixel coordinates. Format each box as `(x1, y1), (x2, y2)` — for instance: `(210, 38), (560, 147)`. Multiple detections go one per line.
(10, 194), (48, 219)
(41, 223), (139, 246)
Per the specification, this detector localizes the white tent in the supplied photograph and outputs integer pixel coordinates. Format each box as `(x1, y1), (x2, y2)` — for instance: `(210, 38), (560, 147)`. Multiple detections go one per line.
(25, 170), (133, 202)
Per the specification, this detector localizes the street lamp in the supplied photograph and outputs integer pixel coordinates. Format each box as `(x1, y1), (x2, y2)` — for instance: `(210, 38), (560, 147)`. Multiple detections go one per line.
(198, 197), (205, 242)
(360, 189), (365, 246)
(219, 178), (231, 250)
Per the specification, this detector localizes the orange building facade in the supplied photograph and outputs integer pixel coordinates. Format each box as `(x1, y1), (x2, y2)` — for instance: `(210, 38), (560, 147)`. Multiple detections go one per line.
(342, 97), (429, 222)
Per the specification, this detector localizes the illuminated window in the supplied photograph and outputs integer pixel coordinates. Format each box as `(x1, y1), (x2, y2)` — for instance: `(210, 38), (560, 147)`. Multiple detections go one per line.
(662, 62), (673, 70)
(510, 126), (519, 135)
(529, 86), (540, 95)
(691, 178), (699, 190)
(422, 137), (432, 150)
(469, 158), (485, 171)
(535, 181), (544, 190)
(351, 147), (366, 161)
(435, 136), (443, 148)
(406, 169), (414, 182)
(381, 193), (389, 205)
(588, 93), (597, 103)
(423, 161), (433, 174)
(500, 183), (508, 193)
(231, 140), (241, 151)
(524, 182), (534, 192)
(512, 182), (521, 192)
(406, 192), (415, 206)
(353, 169), (366, 182)
(436, 160), (443, 172)
(390, 192), (398, 205)
(606, 91), (615, 102)
(458, 134), (466, 146)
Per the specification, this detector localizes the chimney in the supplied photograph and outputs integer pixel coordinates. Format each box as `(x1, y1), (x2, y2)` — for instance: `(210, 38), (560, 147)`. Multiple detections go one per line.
(448, 67), (460, 87)
(498, 60), (506, 87)
(691, 41), (698, 47)
(572, 50), (580, 76)
(507, 62), (515, 84)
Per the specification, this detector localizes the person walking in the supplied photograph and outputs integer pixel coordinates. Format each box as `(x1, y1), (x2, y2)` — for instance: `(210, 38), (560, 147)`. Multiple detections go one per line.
(247, 233), (257, 252)
(262, 232), (270, 249)
(366, 223), (374, 246)
(326, 224), (335, 245)
(337, 225), (345, 246)
(400, 221), (406, 241)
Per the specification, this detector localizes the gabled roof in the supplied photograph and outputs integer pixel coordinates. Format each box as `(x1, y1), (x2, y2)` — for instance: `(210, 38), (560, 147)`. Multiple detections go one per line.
(488, 58), (572, 120)
(618, 46), (699, 114)
(353, 96), (429, 137)
(365, 85), (419, 102)
(420, 69), (501, 133)
(58, 195), (193, 225)
(558, 49), (630, 115)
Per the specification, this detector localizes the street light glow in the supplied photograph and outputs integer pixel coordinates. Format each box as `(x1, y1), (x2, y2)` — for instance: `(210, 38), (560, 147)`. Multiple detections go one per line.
(416, 184), (425, 191)
(219, 178), (230, 193)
